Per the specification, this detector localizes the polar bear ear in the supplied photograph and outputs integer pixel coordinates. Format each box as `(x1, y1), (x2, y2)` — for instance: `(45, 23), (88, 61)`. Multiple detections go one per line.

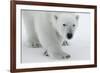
(76, 15), (79, 20)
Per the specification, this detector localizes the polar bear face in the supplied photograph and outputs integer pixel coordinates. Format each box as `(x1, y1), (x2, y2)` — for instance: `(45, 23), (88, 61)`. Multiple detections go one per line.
(53, 13), (79, 40)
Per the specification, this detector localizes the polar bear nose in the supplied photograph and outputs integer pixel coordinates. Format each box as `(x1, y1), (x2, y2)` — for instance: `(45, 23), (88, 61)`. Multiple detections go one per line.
(67, 33), (73, 39)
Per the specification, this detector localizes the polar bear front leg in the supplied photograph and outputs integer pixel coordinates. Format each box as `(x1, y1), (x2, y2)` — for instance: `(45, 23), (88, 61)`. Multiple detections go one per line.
(37, 31), (71, 59)
(32, 41), (42, 48)
(43, 40), (70, 59)
(36, 32), (71, 59)
(44, 50), (70, 59)
(46, 47), (71, 59)
(36, 31), (70, 59)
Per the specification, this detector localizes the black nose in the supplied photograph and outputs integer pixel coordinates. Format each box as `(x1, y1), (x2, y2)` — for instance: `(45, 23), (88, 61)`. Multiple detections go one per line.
(67, 33), (73, 39)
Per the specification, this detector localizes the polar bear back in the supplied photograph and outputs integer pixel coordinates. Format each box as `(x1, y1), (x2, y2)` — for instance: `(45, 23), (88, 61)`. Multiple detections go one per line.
(33, 12), (61, 49)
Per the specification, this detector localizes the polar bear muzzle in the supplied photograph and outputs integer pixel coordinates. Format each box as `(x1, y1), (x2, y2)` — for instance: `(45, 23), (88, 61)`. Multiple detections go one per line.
(67, 33), (73, 39)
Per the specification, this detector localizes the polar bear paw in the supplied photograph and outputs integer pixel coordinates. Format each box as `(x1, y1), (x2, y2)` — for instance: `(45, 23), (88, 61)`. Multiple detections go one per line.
(44, 50), (49, 56)
(44, 50), (70, 59)
(32, 42), (42, 48)
(62, 40), (69, 46)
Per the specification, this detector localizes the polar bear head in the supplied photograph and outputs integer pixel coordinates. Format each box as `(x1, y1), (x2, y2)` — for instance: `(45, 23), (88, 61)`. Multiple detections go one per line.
(52, 13), (79, 40)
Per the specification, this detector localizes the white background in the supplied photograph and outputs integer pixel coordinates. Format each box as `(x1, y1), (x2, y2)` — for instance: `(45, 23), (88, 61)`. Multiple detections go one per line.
(0, 0), (100, 73)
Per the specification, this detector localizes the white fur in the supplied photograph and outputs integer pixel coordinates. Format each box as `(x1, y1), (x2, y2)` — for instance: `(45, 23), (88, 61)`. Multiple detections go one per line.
(22, 11), (78, 59)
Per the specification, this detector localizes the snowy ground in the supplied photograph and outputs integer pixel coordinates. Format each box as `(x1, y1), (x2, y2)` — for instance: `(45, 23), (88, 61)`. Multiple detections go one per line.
(21, 13), (91, 63)
(22, 36), (90, 63)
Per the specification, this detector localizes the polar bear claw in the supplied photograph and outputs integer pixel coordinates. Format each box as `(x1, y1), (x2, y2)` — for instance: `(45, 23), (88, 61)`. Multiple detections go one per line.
(32, 42), (42, 48)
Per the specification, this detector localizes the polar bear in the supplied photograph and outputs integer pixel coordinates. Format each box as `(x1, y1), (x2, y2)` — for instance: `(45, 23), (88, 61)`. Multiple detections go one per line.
(22, 10), (79, 59)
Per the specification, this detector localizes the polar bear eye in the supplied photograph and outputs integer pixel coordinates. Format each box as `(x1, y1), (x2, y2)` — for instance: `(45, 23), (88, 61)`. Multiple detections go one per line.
(73, 24), (75, 27)
(63, 24), (67, 26)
